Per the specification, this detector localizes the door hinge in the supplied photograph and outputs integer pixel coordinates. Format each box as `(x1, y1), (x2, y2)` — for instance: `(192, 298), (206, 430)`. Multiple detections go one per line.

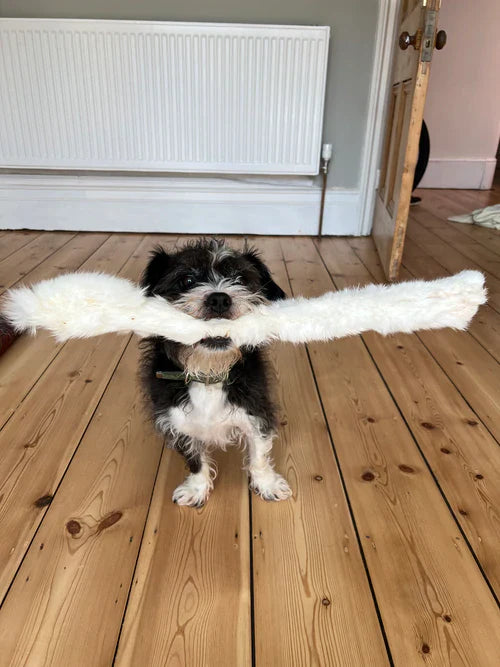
(421, 10), (438, 62)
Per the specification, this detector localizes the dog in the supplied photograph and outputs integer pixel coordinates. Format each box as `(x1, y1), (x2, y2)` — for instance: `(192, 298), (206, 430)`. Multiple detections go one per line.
(140, 238), (292, 507)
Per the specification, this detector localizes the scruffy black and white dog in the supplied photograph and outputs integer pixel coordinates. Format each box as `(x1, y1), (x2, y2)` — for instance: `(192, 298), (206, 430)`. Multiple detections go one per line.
(140, 238), (292, 507)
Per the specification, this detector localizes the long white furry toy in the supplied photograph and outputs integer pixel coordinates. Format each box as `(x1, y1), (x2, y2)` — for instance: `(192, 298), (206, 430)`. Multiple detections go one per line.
(1, 270), (486, 346)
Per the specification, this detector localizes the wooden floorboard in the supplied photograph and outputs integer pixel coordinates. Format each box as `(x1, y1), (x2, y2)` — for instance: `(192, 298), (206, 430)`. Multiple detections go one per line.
(250, 238), (388, 666)
(115, 446), (251, 667)
(402, 234), (500, 361)
(284, 237), (500, 665)
(398, 238), (500, 443)
(0, 233), (144, 432)
(407, 211), (500, 303)
(415, 189), (500, 255)
(0, 232), (76, 296)
(326, 236), (500, 598)
(0, 234), (145, 600)
(406, 217), (500, 314)
(0, 231), (40, 262)
(0, 340), (162, 666)
(6, 232), (110, 286)
(350, 227), (500, 369)
(412, 215), (500, 277)
(0, 189), (499, 666)
(0, 233), (114, 430)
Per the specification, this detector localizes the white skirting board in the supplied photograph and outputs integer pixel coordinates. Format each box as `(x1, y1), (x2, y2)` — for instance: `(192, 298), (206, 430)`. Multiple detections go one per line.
(419, 158), (497, 190)
(0, 175), (361, 236)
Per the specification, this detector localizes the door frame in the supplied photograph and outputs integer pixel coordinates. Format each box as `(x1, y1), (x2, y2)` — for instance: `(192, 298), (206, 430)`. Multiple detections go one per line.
(359, 0), (401, 235)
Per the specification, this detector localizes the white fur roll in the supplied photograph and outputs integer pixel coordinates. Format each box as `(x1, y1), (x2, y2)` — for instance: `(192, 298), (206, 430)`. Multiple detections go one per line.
(1, 270), (486, 346)
(1, 272), (206, 344)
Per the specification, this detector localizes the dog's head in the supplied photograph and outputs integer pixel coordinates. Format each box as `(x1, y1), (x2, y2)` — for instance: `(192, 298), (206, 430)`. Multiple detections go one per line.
(141, 239), (285, 378)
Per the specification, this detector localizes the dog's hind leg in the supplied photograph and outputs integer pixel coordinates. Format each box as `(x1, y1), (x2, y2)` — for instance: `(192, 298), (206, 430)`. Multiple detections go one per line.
(172, 436), (215, 507)
(246, 425), (292, 501)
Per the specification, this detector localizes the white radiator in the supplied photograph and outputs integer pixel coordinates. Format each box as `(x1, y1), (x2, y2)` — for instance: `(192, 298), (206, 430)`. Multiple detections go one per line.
(0, 19), (329, 174)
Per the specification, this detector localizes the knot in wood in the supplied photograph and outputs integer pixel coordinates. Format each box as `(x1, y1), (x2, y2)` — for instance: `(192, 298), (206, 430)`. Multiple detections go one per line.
(97, 511), (123, 532)
(66, 519), (81, 535)
(34, 494), (53, 508)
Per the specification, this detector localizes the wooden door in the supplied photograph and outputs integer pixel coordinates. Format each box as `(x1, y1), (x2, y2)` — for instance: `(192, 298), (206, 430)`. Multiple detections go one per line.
(373, 0), (445, 281)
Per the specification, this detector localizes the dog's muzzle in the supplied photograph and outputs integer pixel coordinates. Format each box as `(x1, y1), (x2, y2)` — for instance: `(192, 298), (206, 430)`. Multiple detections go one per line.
(200, 336), (231, 350)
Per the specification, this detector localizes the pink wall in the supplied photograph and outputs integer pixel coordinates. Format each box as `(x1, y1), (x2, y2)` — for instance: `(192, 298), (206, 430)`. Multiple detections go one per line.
(420, 0), (500, 189)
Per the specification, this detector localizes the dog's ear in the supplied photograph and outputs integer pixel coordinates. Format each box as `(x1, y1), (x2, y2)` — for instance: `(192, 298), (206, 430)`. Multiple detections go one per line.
(140, 246), (170, 295)
(244, 248), (286, 301)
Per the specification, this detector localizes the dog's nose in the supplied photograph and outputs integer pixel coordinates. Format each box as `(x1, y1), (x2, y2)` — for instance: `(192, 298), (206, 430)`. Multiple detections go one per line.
(206, 292), (232, 315)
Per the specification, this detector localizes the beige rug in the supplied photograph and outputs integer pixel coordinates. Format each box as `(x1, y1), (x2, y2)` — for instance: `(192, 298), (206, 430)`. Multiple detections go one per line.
(448, 204), (500, 230)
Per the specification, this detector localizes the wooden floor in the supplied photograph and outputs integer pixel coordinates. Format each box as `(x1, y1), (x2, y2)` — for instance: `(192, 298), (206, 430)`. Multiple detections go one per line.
(0, 187), (499, 666)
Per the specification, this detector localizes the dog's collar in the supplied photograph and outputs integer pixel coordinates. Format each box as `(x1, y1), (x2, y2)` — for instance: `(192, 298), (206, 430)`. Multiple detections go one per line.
(155, 370), (231, 385)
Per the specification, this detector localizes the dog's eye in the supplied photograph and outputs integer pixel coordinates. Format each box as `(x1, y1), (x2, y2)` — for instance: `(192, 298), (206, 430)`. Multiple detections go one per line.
(179, 275), (195, 289)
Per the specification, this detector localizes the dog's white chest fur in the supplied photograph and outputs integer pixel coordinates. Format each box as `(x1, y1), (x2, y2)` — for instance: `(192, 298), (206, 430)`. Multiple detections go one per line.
(168, 382), (249, 446)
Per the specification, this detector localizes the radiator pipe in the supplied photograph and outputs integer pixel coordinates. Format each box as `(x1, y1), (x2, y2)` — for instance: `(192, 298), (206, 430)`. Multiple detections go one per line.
(317, 144), (332, 240)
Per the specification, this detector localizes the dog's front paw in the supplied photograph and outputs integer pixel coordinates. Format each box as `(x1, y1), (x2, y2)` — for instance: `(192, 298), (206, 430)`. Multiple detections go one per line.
(173, 474), (211, 507)
(250, 470), (292, 501)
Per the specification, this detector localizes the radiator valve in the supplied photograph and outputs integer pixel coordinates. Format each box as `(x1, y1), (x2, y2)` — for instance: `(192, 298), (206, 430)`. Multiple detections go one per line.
(321, 143), (332, 174)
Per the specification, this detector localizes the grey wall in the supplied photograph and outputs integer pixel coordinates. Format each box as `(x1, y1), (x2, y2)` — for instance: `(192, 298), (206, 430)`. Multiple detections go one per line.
(0, 1), (379, 188)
